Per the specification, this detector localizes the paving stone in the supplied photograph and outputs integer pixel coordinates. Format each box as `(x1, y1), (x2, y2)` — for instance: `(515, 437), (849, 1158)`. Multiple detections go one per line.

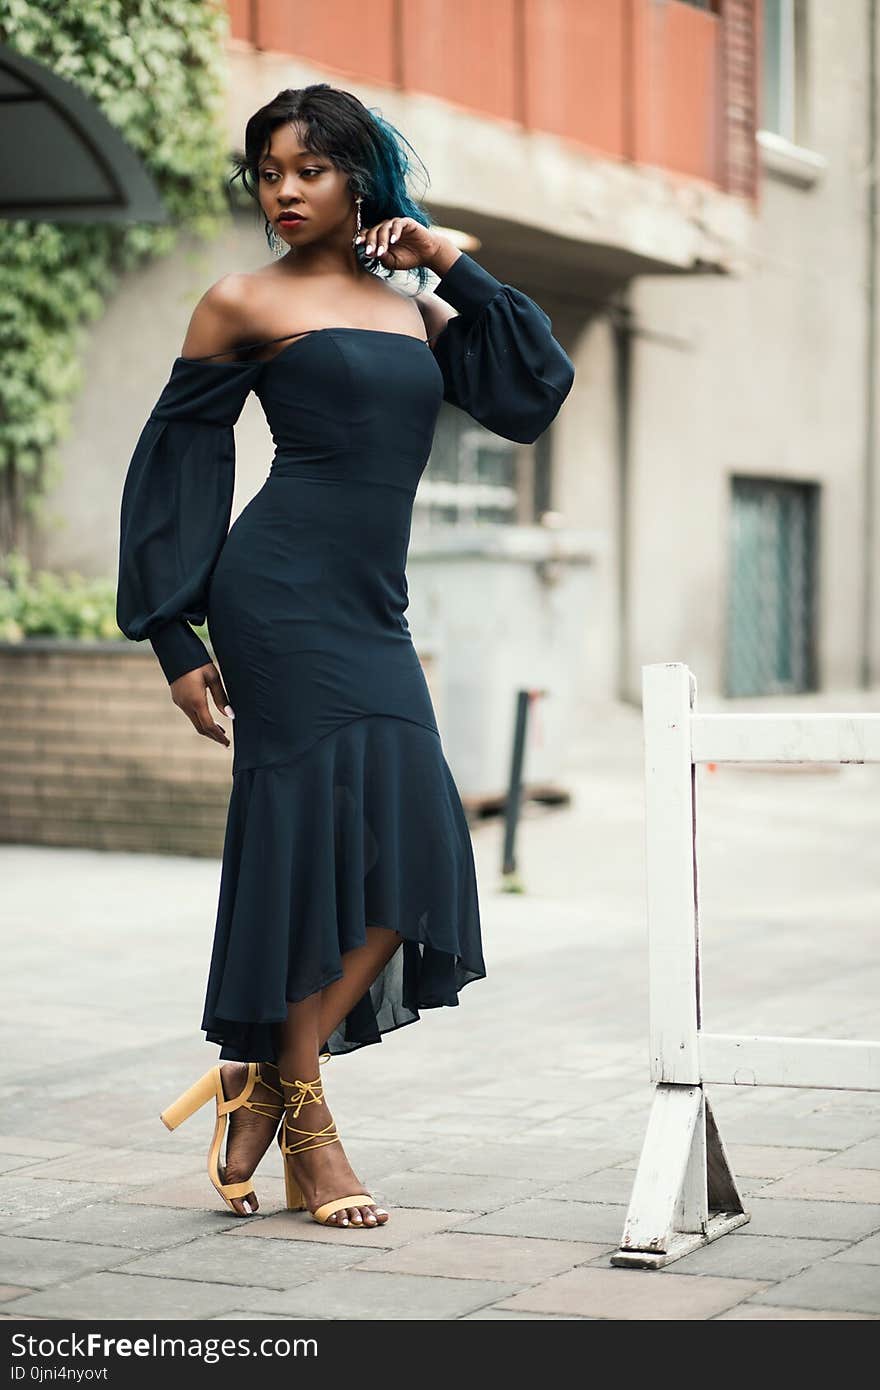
(124, 1171), (287, 1213)
(543, 1168), (636, 1204)
(223, 1205), (468, 1248)
(736, 1197), (880, 1241)
(0, 1236), (137, 1289)
(654, 1232), (848, 1280)
(764, 1166), (880, 1204)
(7, 1272), (279, 1321)
(495, 1267), (768, 1319)
(233, 1270), (522, 1320)
(713, 1115), (880, 1151)
(208, 1310), (300, 1320)
(822, 1138), (880, 1170)
(409, 1141), (628, 1184)
(0, 1137), (82, 1161)
(0, 1177), (128, 1230)
(726, 1145), (836, 1178)
(829, 1232), (880, 1265)
(0, 1287), (32, 1302)
(750, 1261), (880, 1314)
(517, 1117), (649, 1147)
(121, 1233), (364, 1290)
(0, 1156), (45, 1176)
(24, 1146), (204, 1187)
(459, 1308), (590, 1319)
(364, 1114), (527, 1142)
(354, 1231), (605, 1283)
(453, 1199), (623, 1245)
(10, 1203), (228, 1250)
(373, 1170), (533, 1212)
(332, 1138), (431, 1180)
(717, 1303), (880, 1319)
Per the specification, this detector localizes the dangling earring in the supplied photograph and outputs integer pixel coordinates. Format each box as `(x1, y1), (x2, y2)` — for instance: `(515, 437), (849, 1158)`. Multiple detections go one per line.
(351, 195), (363, 249)
(268, 225), (286, 258)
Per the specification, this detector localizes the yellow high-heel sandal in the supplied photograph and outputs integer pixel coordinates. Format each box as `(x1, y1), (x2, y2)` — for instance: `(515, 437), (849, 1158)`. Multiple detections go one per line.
(277, 1073), (376, 1226)
(160, 1062), (283, 1215)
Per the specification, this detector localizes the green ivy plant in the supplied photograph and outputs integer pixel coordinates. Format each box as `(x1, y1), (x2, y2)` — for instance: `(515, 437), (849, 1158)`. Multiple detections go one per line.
(0, 548), (211, 648)
(0, 0), (238, 557)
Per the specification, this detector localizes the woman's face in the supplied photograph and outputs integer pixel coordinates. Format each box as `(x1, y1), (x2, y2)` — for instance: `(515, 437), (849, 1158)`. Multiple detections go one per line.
(256, 120), (355, 253)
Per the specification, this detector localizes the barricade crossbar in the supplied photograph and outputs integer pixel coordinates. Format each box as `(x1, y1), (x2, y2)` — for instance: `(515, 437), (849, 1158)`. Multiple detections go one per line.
(612, 662), (880, 1270)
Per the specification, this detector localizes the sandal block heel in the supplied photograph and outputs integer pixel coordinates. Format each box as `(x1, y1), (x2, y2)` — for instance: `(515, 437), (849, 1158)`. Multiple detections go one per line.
(277, 1131), (308, 1211)
(159, 1062), (283, 1214)
(160, 1068), (219, 1131)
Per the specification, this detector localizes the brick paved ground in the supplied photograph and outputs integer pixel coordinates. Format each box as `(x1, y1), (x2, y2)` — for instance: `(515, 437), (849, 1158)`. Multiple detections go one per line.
(2, 690), (879, 1319)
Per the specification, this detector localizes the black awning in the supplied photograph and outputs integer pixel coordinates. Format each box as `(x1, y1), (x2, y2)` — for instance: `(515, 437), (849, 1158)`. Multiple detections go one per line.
(0, 40), (168, 223)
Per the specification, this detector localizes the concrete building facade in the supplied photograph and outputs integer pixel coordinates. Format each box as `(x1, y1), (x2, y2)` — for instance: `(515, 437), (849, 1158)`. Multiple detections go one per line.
(43, 1), (880, 791)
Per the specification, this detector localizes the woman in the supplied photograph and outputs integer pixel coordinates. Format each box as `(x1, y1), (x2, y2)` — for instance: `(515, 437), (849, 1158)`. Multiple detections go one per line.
(116, 84), (574, 1233)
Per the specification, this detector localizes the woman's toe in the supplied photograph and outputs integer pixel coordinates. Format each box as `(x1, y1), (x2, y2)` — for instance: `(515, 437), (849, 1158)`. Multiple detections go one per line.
(362, 1207), (377, 1226)
(348, 1207), (363, 1225)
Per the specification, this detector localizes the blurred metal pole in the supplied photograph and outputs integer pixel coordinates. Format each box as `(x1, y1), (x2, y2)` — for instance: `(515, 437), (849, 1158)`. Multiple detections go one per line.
(861, 0), (878, 687)
(500, 688), (537, 889)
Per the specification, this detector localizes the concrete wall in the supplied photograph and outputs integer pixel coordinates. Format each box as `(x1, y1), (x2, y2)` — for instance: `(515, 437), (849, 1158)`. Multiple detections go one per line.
(557, 0), (880, 703)
(38, 215), (279, 579)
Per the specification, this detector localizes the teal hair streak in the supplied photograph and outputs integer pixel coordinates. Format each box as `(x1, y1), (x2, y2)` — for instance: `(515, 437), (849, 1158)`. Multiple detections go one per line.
(357, 108), (437, 293)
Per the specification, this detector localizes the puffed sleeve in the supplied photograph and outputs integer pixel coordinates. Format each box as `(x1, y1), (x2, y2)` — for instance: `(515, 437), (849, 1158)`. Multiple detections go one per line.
(116, 357), (263, 684)
(430, 251), (575, 444)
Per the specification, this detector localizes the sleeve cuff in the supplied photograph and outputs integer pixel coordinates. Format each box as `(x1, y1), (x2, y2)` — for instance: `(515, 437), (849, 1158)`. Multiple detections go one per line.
(432, 251), (505, 318)
(149, 618), (212, 685)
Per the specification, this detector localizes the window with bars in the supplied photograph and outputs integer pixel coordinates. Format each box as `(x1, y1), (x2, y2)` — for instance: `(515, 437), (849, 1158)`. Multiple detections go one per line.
(724, 476), (819, 697)
(415, 406), (532, 528)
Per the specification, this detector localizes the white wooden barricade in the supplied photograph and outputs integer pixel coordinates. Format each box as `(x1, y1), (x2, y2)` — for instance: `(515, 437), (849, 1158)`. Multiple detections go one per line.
(612, 661), (880, 1270)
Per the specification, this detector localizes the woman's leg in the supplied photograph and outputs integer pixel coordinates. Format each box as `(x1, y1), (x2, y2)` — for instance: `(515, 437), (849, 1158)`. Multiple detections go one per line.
(222, 925), (402, 1221)
(316, 924), (404, 1048)
(276, 925), (403, 1228)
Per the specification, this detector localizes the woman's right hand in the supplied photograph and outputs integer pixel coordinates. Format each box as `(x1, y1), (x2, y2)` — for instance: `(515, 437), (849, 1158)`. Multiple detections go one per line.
(171, 663), (234, 747)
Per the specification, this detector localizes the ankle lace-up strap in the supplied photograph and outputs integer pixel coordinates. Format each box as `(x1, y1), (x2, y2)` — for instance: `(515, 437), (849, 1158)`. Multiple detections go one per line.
(279, 1074), (324, 1119)
(278, 1074), (340, 1156)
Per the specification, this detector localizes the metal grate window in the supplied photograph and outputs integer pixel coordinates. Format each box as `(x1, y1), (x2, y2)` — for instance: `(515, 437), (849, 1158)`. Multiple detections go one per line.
(724, 476), (819, 697)
(415, 407), (521, 528)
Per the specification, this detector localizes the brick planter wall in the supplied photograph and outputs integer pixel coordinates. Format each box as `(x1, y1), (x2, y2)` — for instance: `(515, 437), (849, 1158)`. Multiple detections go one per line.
(0, 640), (439, 858)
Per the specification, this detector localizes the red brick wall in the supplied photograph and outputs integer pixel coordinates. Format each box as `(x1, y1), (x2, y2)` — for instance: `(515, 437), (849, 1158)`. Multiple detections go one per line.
(720, 0), (761, 199)
(227, 0), (760, 198)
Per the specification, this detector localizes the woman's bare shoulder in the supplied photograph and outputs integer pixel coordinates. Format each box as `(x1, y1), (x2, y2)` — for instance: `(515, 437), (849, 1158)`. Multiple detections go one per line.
(179, 272), (260, 361)
(384, 280), (456, 345)
(412, 287), (457, 346)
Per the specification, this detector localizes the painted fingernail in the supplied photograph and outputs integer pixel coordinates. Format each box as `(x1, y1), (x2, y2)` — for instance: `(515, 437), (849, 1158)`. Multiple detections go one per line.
(224, 705), (235, 719)
(365, 243), (374, 255)
(390, 233), (398, 243)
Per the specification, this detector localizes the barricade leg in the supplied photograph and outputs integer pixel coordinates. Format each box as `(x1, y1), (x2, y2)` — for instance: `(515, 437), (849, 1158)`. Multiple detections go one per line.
(611, 663), (748, 1269)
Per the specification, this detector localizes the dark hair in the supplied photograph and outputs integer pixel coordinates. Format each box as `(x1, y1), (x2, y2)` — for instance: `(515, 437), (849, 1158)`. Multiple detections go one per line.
(230, 83), (435, 293)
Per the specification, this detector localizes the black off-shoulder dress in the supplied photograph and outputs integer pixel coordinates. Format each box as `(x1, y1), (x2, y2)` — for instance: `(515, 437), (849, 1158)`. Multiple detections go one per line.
(116, 251), (575, 1064)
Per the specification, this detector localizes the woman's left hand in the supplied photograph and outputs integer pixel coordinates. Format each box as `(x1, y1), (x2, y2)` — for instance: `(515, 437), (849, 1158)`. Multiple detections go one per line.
(355, 217), (453, 274)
